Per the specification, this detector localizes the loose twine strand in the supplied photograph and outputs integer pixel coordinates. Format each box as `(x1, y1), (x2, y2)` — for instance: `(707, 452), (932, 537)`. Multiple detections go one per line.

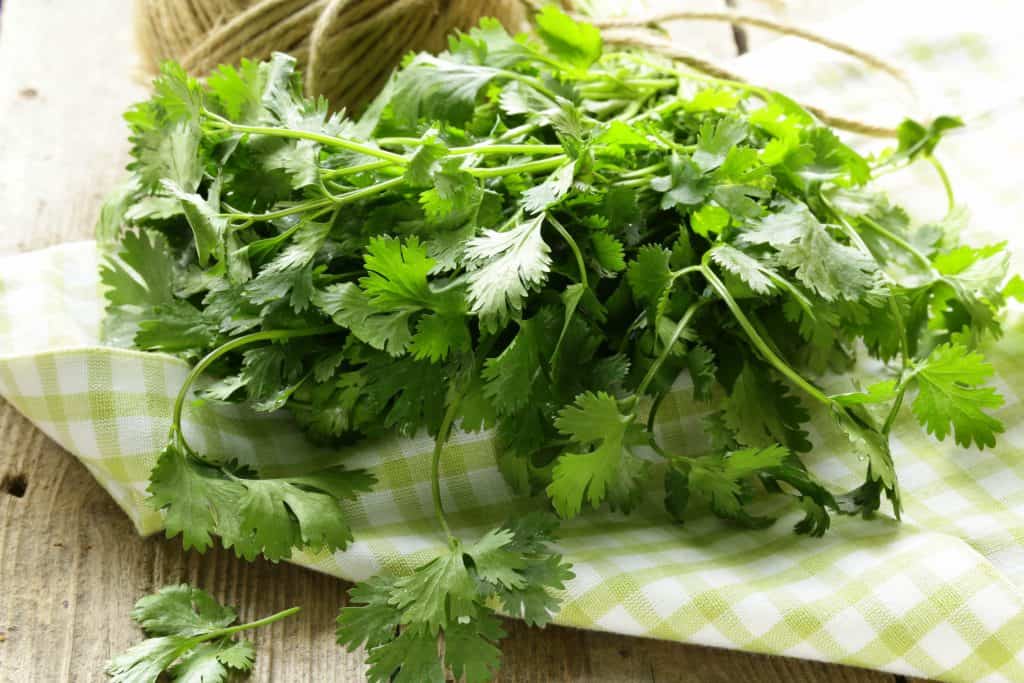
(134, 0), (910, 135)
(601, 29), (902, 138)
(591, 9), (911, 90)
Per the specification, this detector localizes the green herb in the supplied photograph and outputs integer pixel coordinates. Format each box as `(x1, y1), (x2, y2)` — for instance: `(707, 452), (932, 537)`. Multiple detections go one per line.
(98, 8), (1012, 681)
(105, 584), (299, 682)
(337, 512), (572, 682)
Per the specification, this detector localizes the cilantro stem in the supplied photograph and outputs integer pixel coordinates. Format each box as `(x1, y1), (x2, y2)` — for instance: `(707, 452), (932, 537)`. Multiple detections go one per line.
(224, 177), (403, 223)
(321, 159), (396, 179)
(881, 384), (907, 436)
(646, 391), (669, 436)
(194, 606), (302, 643)
(468, 156), (568, 178)
(321, 177), (405, 204)
(225, 198), (334, 223)
(620, 162), (668, 179)
(927, 154), (956, 213)
(623, 53), (758, 98)
(547, 214), (588, 290)
(430, 398), (463, 543)
(637, 302), (702, 397)
(822, 193), (937, 276)
(498, 122), (540, 141)
(374, 137), (427, 147)
(614, 177), (654, 189)
(822, 198), (874, 257)
(501, 71), (560, 101)
(578, 77), (678, 97)
(611, 98), (645, 120)
(672, 265), (703, 278)
(449, 143), (564, 156)
(374, 138), (563, 158)
(203, 110), (408, 165)
(858, 213), (936, 274)
(887, 297), (912, 370)
(869, 159), (913, 178)
(546, 213), (589, 374)
(171, 327), (337, 447)
(700, 261), (831, 406)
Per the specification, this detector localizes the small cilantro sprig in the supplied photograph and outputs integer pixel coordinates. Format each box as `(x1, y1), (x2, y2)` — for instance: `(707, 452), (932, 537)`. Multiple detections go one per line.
(97, 7), (1014, 681)
(146, 327), (376, 561)
(336, 513), (572, 683)
(105, 584), (299, 683)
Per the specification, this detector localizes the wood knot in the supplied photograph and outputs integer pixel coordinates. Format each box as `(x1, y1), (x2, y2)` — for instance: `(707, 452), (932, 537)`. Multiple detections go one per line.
(2, 473), (28, 498)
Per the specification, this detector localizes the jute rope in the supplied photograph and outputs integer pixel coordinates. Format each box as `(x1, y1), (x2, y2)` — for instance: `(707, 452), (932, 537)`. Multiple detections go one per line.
(601, 29), (901, 138)
(134, 0), (528, 112)
(135, 0), (907, 135)
(590, 9), (910, 90)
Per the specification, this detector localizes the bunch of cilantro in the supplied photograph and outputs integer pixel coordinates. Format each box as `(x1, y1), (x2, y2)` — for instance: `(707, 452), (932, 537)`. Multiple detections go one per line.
(97, 7), (1018, 681)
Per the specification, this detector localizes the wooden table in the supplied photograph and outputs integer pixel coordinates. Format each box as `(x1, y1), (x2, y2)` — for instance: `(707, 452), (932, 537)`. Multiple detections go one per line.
(0, 0), (926, 680)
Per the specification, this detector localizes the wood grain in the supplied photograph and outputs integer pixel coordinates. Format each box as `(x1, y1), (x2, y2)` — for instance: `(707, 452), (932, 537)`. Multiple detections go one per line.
(0, 0), (902, 680)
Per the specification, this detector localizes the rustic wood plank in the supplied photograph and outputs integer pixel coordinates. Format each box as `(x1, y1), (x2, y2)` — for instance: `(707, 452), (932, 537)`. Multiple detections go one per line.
(0, 0), (897, 680)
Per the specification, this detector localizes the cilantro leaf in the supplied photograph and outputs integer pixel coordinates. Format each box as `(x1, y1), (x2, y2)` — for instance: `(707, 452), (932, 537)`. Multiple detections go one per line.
(482, 319), (543, 415)
(724, 364), (811, 453)
(912, 343), (1004, 448)
(832, 380), (898, 406)
(651, 154), (709, 209)
(315, 283), (416, 355)
(389, 55), (502, 128)
(547, 392), (648, 518)
(361, 235), (438, 309)
(130, 584), (237, 637)
(741, 201), (877, 301)
(691, 204), (730, 239)
(147, 441), (374, 560)
(710, 245), (776, 296)
(465, 214), (552, 324)
(162, 180), (226, 267)
(100, 229), (179, 346)
(337, 515), (571, 683)
(798, 127), (869, 185)
(522, 161), (576, 214)
(693, 116), (747, 172)
(533, 5), (602, 68)
(626, 245), (672, 306)
(897, 115), (964, 160)
(409, 313), (470, 363)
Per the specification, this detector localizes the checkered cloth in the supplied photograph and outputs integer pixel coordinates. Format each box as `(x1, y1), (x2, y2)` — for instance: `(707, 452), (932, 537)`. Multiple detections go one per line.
(2, 2), (1023, 680)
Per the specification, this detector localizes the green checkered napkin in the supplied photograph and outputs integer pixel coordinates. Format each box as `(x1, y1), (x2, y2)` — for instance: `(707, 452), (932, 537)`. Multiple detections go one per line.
(2, 2), (1023, 681)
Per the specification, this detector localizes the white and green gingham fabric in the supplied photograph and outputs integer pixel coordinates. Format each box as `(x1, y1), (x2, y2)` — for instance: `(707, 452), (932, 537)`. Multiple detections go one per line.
(3, 2), (1024, 681)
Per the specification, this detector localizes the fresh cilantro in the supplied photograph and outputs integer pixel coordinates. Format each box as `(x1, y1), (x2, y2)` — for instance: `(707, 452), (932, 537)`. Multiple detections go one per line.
(911, 343), (1004, 448)
(547, 392), (648, 518)
(337, 513), (572, 683)
(98, 7), (1017, 681)
(465, 213), (552, 325)
(105, 583), (298, 683)
(533, 5), (602, 68)
(897, 115), (964, 160)
(740, 202), (878, 301)
(149, 438), (374, 560)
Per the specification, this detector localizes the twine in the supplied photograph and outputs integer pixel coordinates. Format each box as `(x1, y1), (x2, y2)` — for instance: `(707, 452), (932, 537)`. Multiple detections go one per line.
(590, 9), (911, 90)
(134, 0), (528, 112)
(602, 29), (901, 138)
(135, 0), (904, 135)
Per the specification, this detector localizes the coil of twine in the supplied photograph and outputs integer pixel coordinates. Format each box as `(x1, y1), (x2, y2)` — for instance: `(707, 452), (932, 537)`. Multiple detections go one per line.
(135, 0), (909, 136)
(135, 0), (530, 112)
